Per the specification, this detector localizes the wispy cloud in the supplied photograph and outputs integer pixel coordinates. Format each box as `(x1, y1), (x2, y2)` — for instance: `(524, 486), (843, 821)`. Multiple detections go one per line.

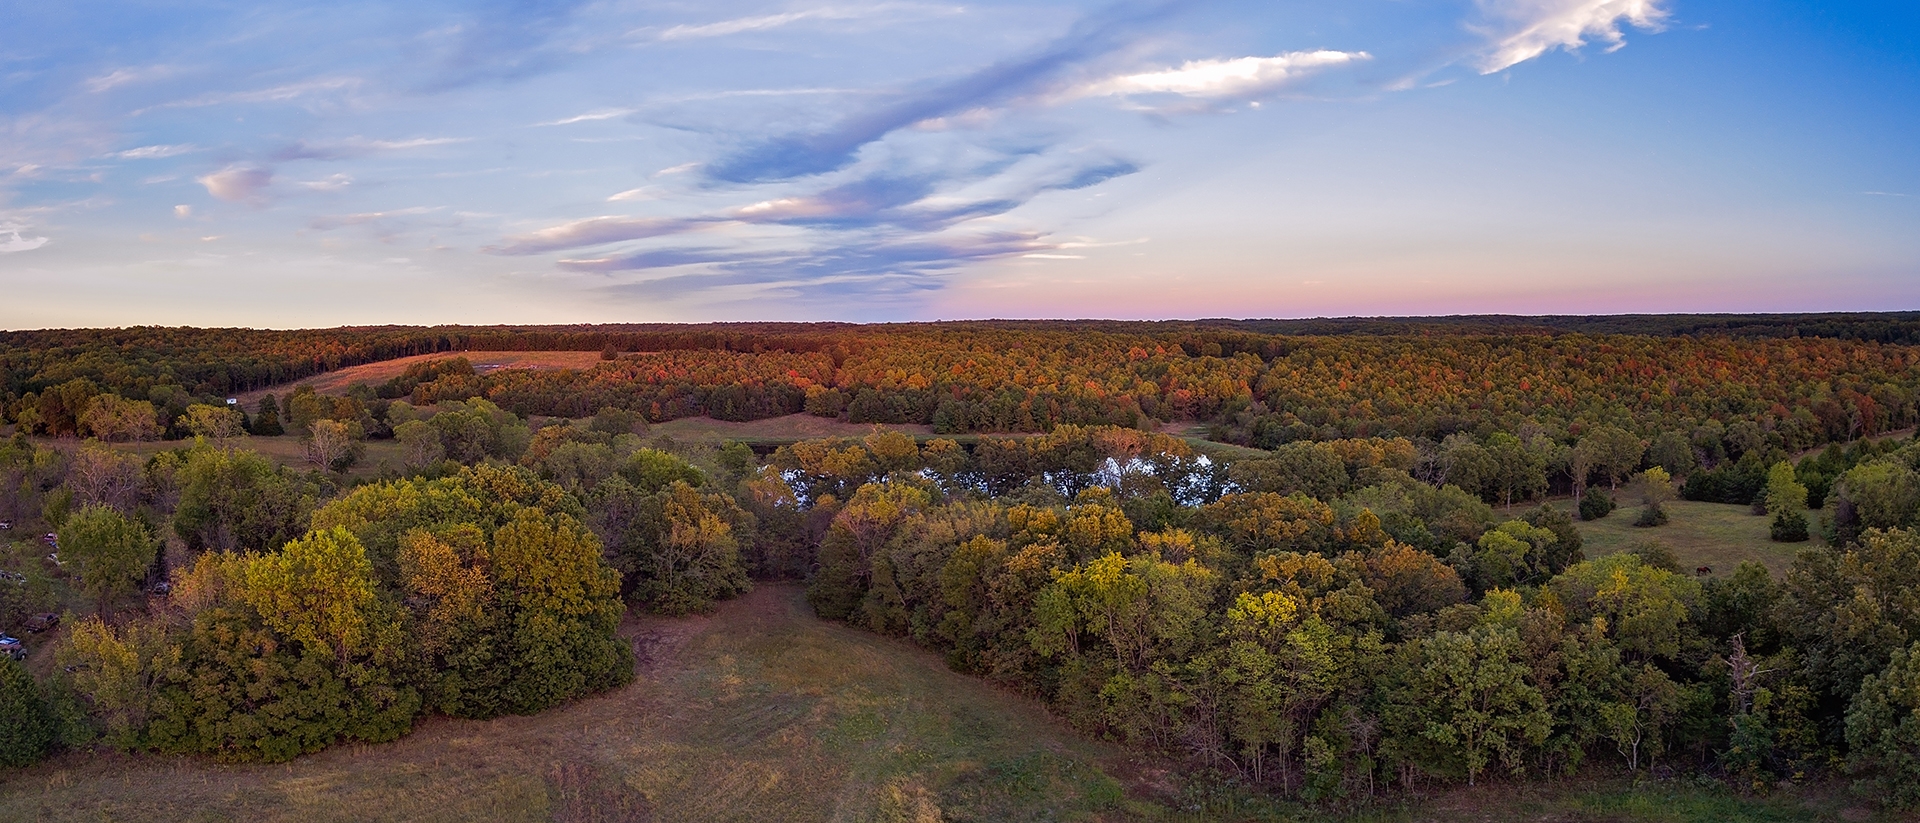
(112, 144), (199, 160)
(1074, 50), (1371, 99)
(308, 206), (441, 230)
(607, 186), (660, 202)
(648, 4), (953, 42)
(272, 136), (469, 162)
(0, 223), (50, 253)
(422, 0), (596, 90)
(135, 77), (361, 114)
(492, 157), (1140, 260)
(85, 65), (179, 93)
(536, 109), (635, 126)
(706, 0), (1183, 183)
(487, 216), (715, 255)
(1475, 0), (1669, 74)
(295, 174), (353, 192)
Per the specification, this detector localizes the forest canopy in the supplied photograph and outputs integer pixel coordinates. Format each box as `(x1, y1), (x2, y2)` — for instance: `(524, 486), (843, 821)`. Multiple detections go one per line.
(7, 317), (1920, 812)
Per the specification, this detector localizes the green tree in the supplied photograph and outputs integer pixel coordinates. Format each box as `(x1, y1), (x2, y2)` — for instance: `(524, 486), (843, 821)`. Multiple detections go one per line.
(487, 510), (632, 714)
(1597, 663), (1683, 772)
(1847, 642), (1920, 808)
(1764, 461), (1808, 515)
(0, 658), (55, 767)
(58, 504), (155, 612)
(1630, 467), (1674, 527)
(58, 616), (176, 751)
(619, 448), (706, 494)
(182, 404), (247, 448)
(1579, 426), (1645, 490)
(1782, 528), (1920, 702)
(1486, 432), (1548, 509)
(252, 394), (285, 436)
(174, 445), (318, 553)
(1553, 553), (1700, 661)
(1579, 486), (1616, 521)
(1646, 431), (1697, 478)
(1393, 625), (1550, 785)
(242, 528), (380, 665)
(1456, 520), (1559, 589)
(621, 482), (753, 616)
(392, 419), (444, 467)
(79, 393), (160, 442)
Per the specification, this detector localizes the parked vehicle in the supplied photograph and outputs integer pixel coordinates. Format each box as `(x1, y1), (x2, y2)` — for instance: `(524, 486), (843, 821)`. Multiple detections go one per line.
(25, 613), (59, 633)
(0, 635), (24, 661)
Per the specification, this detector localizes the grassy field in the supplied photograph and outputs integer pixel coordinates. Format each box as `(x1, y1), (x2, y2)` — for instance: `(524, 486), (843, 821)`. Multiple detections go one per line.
(232, 350), (607, 407)
(99, 434), (410, 481)
(1554, 499), (1818, 576)
(0, 585), (1889, 823)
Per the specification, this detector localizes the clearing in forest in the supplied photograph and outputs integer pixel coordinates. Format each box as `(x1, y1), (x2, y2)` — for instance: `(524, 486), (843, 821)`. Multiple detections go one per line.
(1566, 499), (1818, 576)
(232, 350), (607, 407)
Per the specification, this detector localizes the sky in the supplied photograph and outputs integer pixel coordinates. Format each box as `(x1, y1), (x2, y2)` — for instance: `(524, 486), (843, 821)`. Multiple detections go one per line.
(1, 0), (1917, 328)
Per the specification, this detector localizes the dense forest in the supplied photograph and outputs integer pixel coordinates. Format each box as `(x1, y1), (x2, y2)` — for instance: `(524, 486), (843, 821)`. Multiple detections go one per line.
(7, 319), (1920, 450)
(6, 318), (1920, 811)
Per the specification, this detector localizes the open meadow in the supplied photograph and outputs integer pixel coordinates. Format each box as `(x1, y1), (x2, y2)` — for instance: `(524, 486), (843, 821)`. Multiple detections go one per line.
(1562, 500), (1818, 576)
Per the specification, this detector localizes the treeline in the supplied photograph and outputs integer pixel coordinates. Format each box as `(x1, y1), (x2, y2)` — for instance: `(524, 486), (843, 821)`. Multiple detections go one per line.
(8, 320), (1920, 444)
(376, 331), (1920, 452)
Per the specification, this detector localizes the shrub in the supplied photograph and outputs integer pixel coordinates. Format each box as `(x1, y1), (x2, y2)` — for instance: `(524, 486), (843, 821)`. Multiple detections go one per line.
(1579, 487), (1615, 521)
(1633, 503), (1669, 528)
(1771, 510), (1810, 542)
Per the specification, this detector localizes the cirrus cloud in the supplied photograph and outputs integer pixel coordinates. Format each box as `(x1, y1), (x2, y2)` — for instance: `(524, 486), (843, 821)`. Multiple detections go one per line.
(1074, 50), (1372, 99)
(1475, 0), (1669, 74)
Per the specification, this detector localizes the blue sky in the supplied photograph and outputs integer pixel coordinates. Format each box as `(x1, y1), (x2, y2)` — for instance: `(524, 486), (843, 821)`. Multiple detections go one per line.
(2, 0), (1915, 327)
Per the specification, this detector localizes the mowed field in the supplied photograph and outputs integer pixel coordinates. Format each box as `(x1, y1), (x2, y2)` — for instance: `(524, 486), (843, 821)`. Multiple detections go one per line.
(233, 350), (607, 407)
(1558, 499), (1818, 576)
(0, 585), (1885, 823)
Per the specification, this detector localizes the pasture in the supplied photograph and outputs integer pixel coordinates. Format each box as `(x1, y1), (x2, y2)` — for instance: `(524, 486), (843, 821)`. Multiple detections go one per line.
(1564, 499), (1818, 576)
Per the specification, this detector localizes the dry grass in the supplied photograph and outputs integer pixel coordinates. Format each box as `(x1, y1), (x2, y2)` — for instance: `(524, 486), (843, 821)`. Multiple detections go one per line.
(233, 351), (607, 407)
